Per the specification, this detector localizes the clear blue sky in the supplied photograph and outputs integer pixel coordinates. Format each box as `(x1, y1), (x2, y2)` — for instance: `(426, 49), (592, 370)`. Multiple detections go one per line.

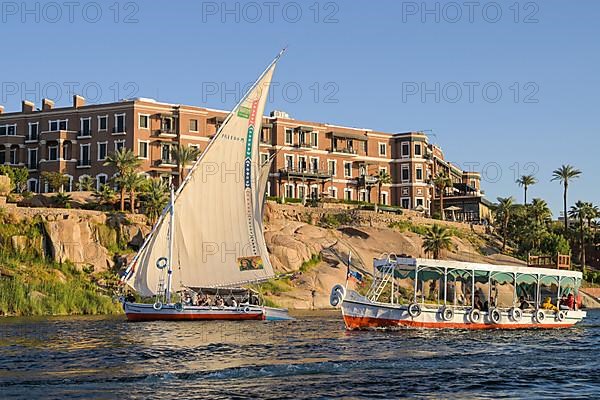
(1, 0), (598, 215)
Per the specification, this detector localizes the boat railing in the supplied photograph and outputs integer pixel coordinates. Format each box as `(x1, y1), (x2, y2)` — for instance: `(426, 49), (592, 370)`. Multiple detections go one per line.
(367, 260), (396, 302)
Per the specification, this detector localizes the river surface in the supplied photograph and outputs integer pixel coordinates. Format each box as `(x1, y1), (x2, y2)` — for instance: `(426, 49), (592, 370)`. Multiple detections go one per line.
(0, 310), (599, 399)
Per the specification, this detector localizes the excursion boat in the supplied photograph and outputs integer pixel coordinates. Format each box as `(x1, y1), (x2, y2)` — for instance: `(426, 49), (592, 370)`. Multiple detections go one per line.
(330, 255), (586, 329)
(120, 50), (292, 322)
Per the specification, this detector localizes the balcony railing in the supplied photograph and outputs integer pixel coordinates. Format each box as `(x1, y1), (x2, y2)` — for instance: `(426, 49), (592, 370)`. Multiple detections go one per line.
(112, 127), (126, 134)
(358, 175), (379, 186)
(78, 130), (92, 138)
(279, 167), (332, 180)
(154, 128), (177, 137)
(331, 147), (357, 155)
(77, 159), (91, 167)
(155, 159), (177, 167)
(295, 142), (311, 149)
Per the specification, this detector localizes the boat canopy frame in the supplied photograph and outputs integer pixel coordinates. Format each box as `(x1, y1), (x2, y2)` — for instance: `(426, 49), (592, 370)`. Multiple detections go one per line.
(371, 256), (582, 309)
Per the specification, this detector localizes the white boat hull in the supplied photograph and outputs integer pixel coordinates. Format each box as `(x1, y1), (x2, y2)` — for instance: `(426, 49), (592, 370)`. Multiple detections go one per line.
(123, 302), (293, 322)
(340, 289), (586, 330)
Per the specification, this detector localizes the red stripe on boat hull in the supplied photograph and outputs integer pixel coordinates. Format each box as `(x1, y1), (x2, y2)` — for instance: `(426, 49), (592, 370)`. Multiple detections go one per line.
(126, 312), (264, 322)
(343, 315), (574, 330)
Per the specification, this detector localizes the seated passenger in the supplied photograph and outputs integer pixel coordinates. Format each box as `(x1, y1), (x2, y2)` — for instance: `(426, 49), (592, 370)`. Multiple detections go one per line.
(559, 295), (569, 310)
(566, 293), (575, 310)
(542, 297), (558, 312)
(230, 296), (237, 308)
(473, 294), (484, 310)
(519, 296), (530, 310)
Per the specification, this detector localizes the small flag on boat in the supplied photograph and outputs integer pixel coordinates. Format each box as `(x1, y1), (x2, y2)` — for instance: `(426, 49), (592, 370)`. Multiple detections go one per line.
(346, 250), (362, 283)
(347, 270), (363, 283)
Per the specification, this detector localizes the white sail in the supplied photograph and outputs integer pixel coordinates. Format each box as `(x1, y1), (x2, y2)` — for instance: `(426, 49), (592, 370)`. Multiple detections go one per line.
(258, 154), (274, 218)
(124, 54), (281, 297)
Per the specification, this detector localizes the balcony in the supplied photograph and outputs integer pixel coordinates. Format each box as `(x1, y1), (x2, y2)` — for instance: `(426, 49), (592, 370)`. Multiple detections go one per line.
(331, 147), (358, 156)
(153, 128), (177, 138)
(154, 159), (177, 168)
(295, 142), (312, 149)
(42, 130), (77, 141)
(279, 167), (332, 181)
(0, 134), (26, 145)
(358, 174), (379, 186)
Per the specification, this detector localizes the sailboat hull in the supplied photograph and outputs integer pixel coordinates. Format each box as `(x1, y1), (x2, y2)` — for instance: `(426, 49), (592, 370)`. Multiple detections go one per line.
(123, 302), (292, 322)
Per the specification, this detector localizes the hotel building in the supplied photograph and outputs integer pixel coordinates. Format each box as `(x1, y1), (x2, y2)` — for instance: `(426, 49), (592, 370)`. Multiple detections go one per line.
(0, 96), (490, 222)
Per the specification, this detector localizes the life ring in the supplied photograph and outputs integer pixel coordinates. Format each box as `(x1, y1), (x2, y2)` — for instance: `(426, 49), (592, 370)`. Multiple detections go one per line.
(329, 284), (346, 307)
(469, 308), (481, 324)
(535, 310), (545, 323)
(174, 302), (183, 312)
(408, 303), (421, 318)
(244, 306), (251, 313)
(556, 310), (566, 322)
(489, 308), (501, 324)
(441, 306), (454, 322)
(153, 301), (163, 310)
(510, 307), (522, 322)
(156, 257), (168, 270)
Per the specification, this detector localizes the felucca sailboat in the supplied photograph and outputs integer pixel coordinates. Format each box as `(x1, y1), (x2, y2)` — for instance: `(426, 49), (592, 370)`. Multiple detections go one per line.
(121, 50), (291, 321)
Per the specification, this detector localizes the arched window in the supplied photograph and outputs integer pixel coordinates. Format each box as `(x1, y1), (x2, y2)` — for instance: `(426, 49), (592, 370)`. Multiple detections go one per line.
(27, 178), (38, 193)
(96, 173), (109, 190)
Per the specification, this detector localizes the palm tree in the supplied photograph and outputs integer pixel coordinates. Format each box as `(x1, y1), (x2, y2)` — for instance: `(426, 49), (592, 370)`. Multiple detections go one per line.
(141, 179), (169, 224)
(495, 196), (515, 251)
(104, 148), (142, 212)
(76, 176), (95, 191)
(92, 184), (117, 210)
(516, 174), (537, 204)
(171, 145), (200, 185)
(433, 172), (453, 220)
(529, 198), (552, 225)
(375, 170), (392, 212)
(122, 172), (147, 213)
(569, 201), (591, 272)
(552, 165), (582, 232)
(422, 224), (454, 259)
(51, 192), (72, 208)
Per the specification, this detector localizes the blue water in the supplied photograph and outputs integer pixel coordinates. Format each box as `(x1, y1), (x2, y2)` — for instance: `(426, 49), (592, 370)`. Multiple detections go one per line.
(1, 310), (599, 399)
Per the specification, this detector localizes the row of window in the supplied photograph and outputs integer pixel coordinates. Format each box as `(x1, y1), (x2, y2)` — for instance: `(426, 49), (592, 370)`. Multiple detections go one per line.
(400, 142), (423, 158)
(281, 128), (391, 157)
(280, 183), (389, 204)
(281, 154), (387, 178)
(1, 115), (127, 142)
(138, 114), (198, 133)
(6, 140), (201, 170)
(26, 173), (112, 193)
(400, 164), (427, 182)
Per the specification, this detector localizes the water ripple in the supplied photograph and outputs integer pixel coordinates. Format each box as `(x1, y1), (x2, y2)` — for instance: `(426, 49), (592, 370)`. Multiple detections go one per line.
(0, 311), (599, 399)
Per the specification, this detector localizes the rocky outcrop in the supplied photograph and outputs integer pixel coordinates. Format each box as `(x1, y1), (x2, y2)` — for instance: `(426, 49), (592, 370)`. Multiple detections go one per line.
(3, 206), (149, 273)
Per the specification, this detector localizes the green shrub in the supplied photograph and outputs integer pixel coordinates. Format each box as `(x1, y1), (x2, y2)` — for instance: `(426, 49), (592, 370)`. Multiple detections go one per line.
(299, 254), (322, 273)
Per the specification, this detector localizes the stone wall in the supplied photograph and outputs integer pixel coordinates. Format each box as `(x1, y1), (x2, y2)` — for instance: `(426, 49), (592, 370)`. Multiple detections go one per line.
(266, 201), (487, 234)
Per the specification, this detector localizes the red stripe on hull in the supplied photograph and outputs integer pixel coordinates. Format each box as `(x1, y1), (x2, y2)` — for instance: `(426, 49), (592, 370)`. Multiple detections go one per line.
(126, 312), (264, 322)
(343, 315), (574, 330)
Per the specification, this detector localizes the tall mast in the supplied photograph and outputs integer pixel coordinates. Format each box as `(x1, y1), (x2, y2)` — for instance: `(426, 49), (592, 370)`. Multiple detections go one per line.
(166, 186), (175, 303)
